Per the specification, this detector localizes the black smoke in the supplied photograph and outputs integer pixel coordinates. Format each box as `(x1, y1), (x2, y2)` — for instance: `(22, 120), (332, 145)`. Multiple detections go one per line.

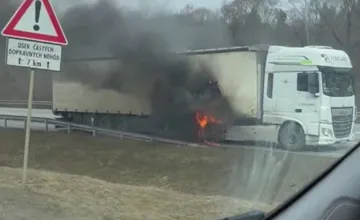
(56, 0), (235, 139)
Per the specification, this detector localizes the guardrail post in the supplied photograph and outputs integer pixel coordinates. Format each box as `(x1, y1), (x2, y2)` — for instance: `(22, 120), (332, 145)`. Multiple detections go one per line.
(91, 117), (95, 136)
(24, 119), (26, 131)
(67, 124), (71, 134)
(45, 119), (48, 132)
(4, 118), (7, 128)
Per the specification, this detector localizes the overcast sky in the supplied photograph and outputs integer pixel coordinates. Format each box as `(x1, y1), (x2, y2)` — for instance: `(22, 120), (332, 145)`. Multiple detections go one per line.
(120, 0), (290, 10)
(52, 0), (290, 15)
(51, 0), (226, 15)
(170, 0), (223, 9)
(121, 0), (225, 10)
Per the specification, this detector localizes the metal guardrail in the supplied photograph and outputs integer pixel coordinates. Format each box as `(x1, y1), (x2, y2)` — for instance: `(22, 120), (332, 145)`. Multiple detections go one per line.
(0, 100), (52, 108)
(0, 114), (202, 147)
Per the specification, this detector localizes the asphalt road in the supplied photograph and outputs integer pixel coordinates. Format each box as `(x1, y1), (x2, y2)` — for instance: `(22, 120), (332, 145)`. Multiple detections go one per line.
(0, 107), (58, 131)
(0, 108), (56, 118)
(0, 107), (358, 157)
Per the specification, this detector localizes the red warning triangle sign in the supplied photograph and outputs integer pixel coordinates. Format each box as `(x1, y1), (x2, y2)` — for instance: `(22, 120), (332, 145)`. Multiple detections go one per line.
(1, 0), (68, 45)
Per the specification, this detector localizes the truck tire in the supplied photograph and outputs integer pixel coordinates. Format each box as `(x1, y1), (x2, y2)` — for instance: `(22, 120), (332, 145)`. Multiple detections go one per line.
(278, 122), (305, 151)
(203, 123), (225, 143)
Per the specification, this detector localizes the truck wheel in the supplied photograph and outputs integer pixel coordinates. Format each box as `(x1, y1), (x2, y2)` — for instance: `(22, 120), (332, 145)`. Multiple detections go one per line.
(278, 122), (305, 151)
(203, 123), (225, 143)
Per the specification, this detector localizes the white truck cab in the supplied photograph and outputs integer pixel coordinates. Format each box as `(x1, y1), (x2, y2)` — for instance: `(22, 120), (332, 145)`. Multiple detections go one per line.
(263, 45), (355, 150)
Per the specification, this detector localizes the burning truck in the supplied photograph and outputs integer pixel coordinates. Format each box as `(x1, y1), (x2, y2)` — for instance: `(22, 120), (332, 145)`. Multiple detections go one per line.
(54, 45), (356, 151)
(54, 47), (229, 144)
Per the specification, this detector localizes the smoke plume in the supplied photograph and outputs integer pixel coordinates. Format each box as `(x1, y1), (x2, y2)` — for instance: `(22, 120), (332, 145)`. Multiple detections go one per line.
(58, 0), (234, 130)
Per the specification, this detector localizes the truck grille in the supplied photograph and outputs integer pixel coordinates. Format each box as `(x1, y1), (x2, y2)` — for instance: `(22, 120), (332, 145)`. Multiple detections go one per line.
(331, 107), (353, 138)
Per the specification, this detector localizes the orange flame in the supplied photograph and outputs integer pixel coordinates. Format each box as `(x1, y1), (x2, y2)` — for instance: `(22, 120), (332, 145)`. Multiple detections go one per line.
(195, 111), (219, 128)
(195, 111), (221, 147)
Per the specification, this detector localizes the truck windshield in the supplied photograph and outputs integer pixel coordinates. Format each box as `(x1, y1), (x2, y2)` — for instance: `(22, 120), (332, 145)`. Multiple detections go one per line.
(321, 71), (354, 97)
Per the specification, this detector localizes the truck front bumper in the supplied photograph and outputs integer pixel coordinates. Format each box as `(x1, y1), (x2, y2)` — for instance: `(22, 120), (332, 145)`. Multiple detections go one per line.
(308, 123), (355, 146)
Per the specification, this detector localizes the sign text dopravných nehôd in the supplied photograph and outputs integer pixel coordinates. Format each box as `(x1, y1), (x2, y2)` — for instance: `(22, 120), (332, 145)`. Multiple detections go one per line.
(8, 41), (60, 61)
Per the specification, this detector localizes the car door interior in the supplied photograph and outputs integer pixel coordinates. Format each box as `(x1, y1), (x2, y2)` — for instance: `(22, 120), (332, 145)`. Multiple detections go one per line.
(265, 143), (360, 220)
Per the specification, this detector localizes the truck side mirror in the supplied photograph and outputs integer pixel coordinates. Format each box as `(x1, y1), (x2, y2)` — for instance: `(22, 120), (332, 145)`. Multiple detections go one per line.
(308, 72), (319, 96)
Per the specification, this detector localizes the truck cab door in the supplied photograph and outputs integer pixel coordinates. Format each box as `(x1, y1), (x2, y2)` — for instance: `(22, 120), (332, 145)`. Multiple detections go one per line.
(295, 72), (321, 136)
(272, 72), (320, 137)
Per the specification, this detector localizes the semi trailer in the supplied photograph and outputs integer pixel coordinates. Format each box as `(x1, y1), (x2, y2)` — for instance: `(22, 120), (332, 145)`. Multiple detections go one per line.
(53, 45), (356, 151)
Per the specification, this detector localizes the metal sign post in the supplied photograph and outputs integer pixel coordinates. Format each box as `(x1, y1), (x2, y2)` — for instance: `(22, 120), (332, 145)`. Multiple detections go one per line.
(22, 69), (34, 185)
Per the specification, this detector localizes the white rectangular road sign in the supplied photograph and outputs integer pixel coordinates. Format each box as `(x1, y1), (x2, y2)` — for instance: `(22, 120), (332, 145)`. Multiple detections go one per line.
(6, 38), (62, 71)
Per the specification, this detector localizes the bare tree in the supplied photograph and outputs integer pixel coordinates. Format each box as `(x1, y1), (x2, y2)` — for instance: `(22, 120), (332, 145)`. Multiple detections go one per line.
(288, 0), (312, 44)
(310, 0), (360, 50)
(220, 0), (280, 45)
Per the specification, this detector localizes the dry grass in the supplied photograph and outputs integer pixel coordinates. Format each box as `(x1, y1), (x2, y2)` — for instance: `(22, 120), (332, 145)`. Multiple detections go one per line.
(0, 167), (274, 220)
(0, 130), (335, 219)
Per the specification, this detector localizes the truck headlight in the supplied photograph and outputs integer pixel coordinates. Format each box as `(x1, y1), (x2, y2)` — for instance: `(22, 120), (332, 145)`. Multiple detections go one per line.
(355, 106), (357, 120)
(322, 128), (333, 137)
